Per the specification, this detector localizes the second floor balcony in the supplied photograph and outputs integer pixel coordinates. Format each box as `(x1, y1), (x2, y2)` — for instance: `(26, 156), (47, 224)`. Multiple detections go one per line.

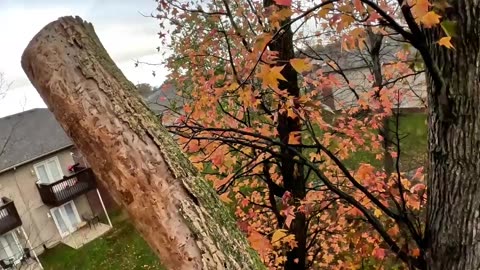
(0, 197), (22, 235)
(36, 168), (97, 207)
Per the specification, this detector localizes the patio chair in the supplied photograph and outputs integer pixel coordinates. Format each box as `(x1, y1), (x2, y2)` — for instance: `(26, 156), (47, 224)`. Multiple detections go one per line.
(82, 213), (100, 229)
(20, 248), (32, 263)
(0, 258), (14, 270)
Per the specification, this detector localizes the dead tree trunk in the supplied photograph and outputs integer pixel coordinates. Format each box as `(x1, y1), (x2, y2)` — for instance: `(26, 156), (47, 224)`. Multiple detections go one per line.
(21, 16), (264, 270)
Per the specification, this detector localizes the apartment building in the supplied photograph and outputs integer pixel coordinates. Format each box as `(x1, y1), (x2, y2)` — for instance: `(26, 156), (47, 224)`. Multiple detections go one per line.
(0, 108), (114, 269)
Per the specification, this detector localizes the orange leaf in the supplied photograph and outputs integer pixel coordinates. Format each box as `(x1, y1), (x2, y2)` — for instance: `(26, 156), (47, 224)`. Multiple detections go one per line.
(411, 0), (430, 20)
(219, 192), (232, 203)
(438, 36), (454, 49)
(248, 231), (272, 258)
(288, 131), (301, 144)
(388, 225), (400, 237)
(421, 11), (441, 28)
(411, 248), (421, 257)
(290, 58), (312, 73)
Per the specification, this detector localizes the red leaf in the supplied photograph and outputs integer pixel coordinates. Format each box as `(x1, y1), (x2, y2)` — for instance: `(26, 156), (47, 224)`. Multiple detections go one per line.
(274, 0), (292, 6)
(373, 248), (386, 260)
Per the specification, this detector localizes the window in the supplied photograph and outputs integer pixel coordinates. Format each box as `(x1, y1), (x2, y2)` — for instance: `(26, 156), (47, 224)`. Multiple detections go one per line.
(50, 201), (81, 238)
(33, 157), (63, 184)
(0, 232), (22, 263)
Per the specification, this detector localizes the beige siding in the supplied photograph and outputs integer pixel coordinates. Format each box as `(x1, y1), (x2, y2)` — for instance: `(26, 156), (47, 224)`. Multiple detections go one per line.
(73, 194), (94, 220)
(0, 148), (96, 255)
(329, 67), (427, 110)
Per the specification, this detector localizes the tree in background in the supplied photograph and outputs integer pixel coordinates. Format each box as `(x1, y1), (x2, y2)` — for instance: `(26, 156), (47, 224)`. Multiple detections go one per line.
(0, 72), (11, 101)
(154, 0), (477, 269)
(0, 72), (13, 156)
(136, 83), (154, 98)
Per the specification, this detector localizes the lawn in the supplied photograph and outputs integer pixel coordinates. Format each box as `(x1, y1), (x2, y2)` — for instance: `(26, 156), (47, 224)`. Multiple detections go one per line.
(343, 112), (427, 170)
(40, 211), (165, 270)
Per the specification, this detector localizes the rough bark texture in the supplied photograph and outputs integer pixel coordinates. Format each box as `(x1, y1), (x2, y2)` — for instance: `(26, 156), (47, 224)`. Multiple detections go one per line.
(21, 16), (264, 270)
(264, 1), (307, 268)
(424, 1), (480, 269)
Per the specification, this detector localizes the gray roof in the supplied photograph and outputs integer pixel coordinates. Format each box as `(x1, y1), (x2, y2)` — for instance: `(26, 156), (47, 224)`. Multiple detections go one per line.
(299, 39), (418, 72)
(145, 82), (182, 115)
(0, 108), (73, 172)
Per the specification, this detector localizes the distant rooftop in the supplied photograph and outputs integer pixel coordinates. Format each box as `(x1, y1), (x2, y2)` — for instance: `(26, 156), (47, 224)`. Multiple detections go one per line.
(0, 108), (73, 172)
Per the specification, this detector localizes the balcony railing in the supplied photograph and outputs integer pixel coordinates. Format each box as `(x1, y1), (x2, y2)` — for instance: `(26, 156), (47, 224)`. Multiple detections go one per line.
(36, 168), (97, 206)
(0, 197), (22, 235)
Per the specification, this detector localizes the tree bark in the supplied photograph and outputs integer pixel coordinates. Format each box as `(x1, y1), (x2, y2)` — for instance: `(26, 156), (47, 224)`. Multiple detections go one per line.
(21, 16), (264, 270)
(424, 1), (480, 269)
(263, 1), (307, 269)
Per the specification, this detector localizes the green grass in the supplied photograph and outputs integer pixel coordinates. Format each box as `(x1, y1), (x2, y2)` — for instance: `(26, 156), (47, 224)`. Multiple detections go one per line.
(344, 112), (427, 169)
(40, 211), (165, 270)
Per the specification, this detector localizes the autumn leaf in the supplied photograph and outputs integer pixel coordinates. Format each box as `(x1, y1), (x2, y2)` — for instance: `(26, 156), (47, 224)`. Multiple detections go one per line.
(288, 131), (301, 144)
(271, 229), (288, 247)
(283, 206), (296, 228)
(411, 248), (421, 257)
(438, 36), (454, 49)
(373, 248), (386, 260)
(421, 11), (441, 28)
(290, 58), (312, 73)
(219, 192), (232, 203)
(254, 33), (273, 51)
(274, 0), (292, 6)
(388, 225), (400, 237)
(318, 3), (333, 18)
(247, 231), (272, 258)
(323, 253), (334, 264)
(374, 208), (382, 218)
(411, 0), (430, 20)
(256, 64), (287, 89)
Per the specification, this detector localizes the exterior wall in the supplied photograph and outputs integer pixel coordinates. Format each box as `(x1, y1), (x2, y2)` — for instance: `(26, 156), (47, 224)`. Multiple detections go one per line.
(71, 147), (120, 213)
(330, 67), (427, 110)
(306, 64), (427, 111)
(0, 147), (97, 256)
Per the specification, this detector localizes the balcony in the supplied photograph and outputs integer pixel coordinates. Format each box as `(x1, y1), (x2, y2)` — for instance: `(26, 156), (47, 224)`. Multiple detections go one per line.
(0, 197), (22, 235)
(36, 168), (97, 206)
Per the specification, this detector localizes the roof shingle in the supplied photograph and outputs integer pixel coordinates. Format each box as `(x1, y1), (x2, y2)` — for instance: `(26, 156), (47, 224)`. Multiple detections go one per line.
(0, 108), (73, 172)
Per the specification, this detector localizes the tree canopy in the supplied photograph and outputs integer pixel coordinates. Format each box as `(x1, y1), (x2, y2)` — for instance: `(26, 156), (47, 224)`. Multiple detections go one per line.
(152, 0), (477, 269)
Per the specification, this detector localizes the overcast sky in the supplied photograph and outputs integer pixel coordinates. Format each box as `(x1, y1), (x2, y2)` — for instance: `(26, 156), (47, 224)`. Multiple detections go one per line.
(0, 0), (166, 117)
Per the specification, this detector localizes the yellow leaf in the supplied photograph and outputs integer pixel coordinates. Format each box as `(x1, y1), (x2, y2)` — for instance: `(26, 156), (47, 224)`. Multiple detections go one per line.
(421, 11), (441, 28)
(256, 64), (287, 89)
(374, 208), (382, 218)
(438, 36), (454, 49)
(271, 229), (288, 247)
(254, 33), (272, 51)
(226, 82), (239, 92)
(318, 3), (333, 18)
(290, 58), (312, 73)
